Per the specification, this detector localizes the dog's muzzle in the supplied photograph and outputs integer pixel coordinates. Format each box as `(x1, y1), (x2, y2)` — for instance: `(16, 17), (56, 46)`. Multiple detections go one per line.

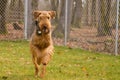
(35, 21), (50, 36)
(42, 25), (50, 34)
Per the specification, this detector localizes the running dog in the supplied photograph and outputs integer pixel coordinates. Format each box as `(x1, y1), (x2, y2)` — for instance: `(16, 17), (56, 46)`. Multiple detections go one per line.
(30, 11), (56, 78)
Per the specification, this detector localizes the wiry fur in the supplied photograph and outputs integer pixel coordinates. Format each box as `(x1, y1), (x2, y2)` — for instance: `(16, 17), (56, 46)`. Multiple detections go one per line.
(29, 11), (55, 78)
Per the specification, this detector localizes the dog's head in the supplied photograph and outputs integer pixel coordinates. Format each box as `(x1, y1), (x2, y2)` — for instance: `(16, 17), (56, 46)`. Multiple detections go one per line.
(33, 11), (56, 35)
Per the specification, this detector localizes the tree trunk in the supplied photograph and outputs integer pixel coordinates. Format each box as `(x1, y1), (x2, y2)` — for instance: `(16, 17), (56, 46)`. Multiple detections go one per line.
(26, 0), (32, 38)
(27, 0), (38, 38)
(50, 0), (58, 11)
(67, 0), (73, 38)
(0, 0), (7, 34)
(85, 0), (88, 26)
(88, 0), (92, 26)
(72, 0), (82, 28)
(53, 0), (73, 38)
(97, 0), (112, 36)
(103, 0), (112, 36)
(91, 0), (96, 27)
(53, 0), (65, 38)
(9, 0), (15, 10)
(38, 0), (51, 10)
(95, 0), (99, 27)
(17, 0), (24, 23)
(50, 0), (59, 22)
(97, 0), (105, 36)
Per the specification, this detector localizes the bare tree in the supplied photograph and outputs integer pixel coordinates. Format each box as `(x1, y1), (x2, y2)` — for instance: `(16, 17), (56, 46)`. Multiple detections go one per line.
(103, 0), (112, 35)
(50, 0), (59, 11)
(72, 0), (82, 28)
(97, 0), (105, 36)
(97, 0), (112, 36)
(52, 0), (65, 38)
(53, 0), (73, 38)
(8, 0), (24, 23)
(67, 0), (73, 38)
(0, 0), (8, 34)
(84, 0), (88, 26)
(88, 0), (92, 26)
(9, 0), (16, 10)
(91, 0), (96, 27)
(26, 0), (38, 38)
(50, 0), (59, 22)
(38, 0), (51, 10)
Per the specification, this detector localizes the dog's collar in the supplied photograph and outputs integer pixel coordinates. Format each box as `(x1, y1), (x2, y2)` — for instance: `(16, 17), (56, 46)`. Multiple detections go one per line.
(36, 30), (42, 35)
(35, 21), (42, 35)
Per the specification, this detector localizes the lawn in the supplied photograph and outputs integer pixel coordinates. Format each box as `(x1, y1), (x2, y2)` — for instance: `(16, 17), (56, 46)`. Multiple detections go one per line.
(0, 41), (120, 80)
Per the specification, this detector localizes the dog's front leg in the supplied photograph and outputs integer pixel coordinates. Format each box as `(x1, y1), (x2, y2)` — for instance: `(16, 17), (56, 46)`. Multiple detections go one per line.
(32, 55), (39, 77)
(40, 64), (46, 78)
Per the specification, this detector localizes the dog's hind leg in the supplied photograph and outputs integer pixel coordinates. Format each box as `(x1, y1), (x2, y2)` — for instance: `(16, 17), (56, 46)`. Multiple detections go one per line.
(32, 55), (39, 77)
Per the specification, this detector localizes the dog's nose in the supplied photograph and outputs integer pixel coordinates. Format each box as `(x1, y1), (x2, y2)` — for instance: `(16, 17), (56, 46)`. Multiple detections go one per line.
(43, 26), (47, 32)
(42, 25), (49, 34)
(43, 25), (47, 29)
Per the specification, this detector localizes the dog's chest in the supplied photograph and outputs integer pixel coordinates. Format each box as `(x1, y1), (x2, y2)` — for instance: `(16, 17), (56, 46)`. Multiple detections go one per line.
(32, 35), (51, 49)
(37, 39), (50, 49)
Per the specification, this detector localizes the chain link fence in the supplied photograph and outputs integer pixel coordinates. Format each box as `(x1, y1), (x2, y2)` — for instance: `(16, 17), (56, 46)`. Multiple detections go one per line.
(68, 0), (120, 55)
(0, 0), (120, 55)
(69, 0), (120, 55)
(0, 0), (24, 40)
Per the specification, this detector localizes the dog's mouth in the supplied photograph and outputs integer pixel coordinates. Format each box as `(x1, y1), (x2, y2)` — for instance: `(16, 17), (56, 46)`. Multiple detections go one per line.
(42, 25), (50, 34)
(35, 21), (50, 35)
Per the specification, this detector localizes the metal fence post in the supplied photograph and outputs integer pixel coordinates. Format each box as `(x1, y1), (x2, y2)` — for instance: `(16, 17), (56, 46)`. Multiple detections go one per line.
(65, 0), (68, 46)
(115, 0), (119, 55)
(24, 0), (28, 39)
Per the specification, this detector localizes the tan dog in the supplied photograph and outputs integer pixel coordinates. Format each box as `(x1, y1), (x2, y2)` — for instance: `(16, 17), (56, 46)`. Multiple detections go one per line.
(30, 11), (55, 78)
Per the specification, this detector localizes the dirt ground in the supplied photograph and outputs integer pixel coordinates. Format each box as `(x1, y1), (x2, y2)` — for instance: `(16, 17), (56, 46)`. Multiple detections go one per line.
(53, 27), (119, 54)
(0, 24), (24, 40)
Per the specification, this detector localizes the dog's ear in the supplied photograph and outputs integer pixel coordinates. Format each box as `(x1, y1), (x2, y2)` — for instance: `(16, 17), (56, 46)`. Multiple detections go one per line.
(48, 11), (56, 19)
(33, 11), (41, 20)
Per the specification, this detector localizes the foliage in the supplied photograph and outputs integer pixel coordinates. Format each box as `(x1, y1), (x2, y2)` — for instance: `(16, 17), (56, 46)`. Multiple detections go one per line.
(0, 41), (120, 80)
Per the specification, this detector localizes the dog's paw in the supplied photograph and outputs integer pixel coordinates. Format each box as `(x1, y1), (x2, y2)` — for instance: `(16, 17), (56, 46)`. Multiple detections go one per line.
(35, 75), (39, 78)
(40, 74), (45, 78)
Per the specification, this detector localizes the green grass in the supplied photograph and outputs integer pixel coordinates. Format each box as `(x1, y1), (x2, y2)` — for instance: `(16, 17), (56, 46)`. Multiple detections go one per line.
(0, 41), (120, 80)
